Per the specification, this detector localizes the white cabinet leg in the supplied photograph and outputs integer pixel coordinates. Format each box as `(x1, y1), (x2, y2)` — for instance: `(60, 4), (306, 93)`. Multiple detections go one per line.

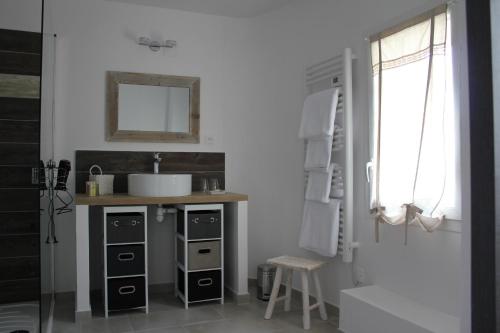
(237, 201), (248, 296)
(75, 205), (91, 321)
(264, 266), (282, 320)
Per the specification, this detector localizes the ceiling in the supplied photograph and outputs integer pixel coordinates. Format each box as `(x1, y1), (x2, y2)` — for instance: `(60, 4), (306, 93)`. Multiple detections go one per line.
(106, 0), (293, 18)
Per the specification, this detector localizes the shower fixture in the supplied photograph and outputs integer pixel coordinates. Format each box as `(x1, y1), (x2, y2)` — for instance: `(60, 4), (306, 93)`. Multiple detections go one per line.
(138, 36), (177, 51)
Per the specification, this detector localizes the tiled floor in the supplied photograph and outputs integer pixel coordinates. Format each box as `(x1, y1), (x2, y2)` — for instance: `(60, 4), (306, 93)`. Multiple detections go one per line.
(52, 288), (340, 333)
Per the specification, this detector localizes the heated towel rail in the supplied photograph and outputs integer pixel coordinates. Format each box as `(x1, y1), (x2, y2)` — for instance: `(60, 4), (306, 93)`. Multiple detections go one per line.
(304, 48), (358, 262)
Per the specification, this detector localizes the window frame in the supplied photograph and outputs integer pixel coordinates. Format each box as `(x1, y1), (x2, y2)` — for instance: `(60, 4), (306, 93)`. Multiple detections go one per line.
(366, 4), (463, 231)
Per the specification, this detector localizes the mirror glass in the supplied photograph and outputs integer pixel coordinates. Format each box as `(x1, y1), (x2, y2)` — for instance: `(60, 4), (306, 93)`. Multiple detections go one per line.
(118, 84), (190, 132)
(106, 71), (200, 143)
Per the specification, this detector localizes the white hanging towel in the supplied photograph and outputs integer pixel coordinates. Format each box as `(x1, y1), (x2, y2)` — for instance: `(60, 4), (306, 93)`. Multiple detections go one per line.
(305, 163), (334, 203)
(299, 88), (339, 139)
(299, 199), (341, 257)
(304, 136), (333, 170)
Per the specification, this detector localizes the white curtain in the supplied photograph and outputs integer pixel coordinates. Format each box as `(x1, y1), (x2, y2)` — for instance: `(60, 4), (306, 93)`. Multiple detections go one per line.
(370, 6), (460, 241)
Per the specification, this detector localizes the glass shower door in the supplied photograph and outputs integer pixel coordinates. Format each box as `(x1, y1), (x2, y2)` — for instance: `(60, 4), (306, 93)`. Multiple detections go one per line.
(40, 30), (56, 333)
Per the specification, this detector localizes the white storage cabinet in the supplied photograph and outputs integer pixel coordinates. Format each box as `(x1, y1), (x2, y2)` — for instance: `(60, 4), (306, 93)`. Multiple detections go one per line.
(175, 204), (224, 309)
(103, 206), (148, 317)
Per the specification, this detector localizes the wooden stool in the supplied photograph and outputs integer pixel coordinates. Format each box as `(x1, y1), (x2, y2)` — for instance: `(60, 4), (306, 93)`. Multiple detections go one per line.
(264, 256), (327, 330)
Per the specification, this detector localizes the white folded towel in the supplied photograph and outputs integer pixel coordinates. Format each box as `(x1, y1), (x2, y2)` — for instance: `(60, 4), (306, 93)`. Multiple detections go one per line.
(299, 88), (339, 139)
(299, 199), (341, 257)
(304, 136), (333, 170)
(305, 163), (334, 203)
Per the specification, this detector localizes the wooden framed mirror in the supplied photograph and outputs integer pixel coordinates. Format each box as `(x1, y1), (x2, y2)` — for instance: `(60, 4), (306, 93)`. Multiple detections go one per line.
(106, 71), (200, 143)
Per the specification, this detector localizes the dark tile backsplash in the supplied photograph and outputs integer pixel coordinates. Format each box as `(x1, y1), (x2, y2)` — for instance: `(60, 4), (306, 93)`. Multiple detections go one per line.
(75, 150), (225, 194)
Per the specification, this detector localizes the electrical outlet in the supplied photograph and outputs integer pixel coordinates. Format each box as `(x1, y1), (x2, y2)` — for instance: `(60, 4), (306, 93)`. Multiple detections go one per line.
(355, 266), (366, 285)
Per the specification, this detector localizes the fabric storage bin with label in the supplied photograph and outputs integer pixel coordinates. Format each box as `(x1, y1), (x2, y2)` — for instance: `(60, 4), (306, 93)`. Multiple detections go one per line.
(107, 244), (145, 277)
(177, 240), (221, 271)
(187, 270), (221, 302)
(188, 240), (221, 270)
(106, 213), (145, 244)
(107, 276), (146, 310)
(177, 210), (221, 240)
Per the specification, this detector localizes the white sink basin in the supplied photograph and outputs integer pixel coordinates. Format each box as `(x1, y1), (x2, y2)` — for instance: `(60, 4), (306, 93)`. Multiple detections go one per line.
(128, 173), (192, 197)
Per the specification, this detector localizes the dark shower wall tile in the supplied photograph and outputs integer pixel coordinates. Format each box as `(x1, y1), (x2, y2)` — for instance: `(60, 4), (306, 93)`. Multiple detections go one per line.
(0, 73), (40, 99)
(0, 29), (41, 54)
(0, 235), (39, 258)
(0, 212), (39, 234)
(0, 189), (39, 211)
(0, 28), (41, 305)
(75, 151), (225, 193)
(0, 278), (39, 303)
(0, 120), (39, 143)
(0, 51), (41, 76)
(0, 143), (38, 166)
(0, 166), (36, 187)
(0, 97), (39, 120)
(0, 257), (40, 280)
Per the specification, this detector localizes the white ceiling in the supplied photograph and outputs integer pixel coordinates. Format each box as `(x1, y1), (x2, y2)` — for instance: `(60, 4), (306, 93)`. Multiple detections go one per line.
(106, 0), (293, 18)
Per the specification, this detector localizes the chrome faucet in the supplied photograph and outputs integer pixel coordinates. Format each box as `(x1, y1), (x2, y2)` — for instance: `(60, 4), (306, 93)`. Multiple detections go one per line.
(153, 153), (162, 174)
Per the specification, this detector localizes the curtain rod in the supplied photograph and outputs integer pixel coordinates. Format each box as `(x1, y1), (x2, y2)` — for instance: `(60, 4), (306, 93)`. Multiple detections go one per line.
(364, 1), (456, 42)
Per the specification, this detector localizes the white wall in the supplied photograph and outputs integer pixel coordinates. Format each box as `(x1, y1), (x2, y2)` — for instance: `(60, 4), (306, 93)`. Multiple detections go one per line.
(48, 0), (265, 292)
(48, 0), (468, 322)
(0, 0), (41, 32)
(245, 0), (469, 318)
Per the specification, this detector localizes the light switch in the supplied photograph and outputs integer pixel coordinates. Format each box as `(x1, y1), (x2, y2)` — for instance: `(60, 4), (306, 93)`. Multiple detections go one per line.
(204, 136), (215, 145)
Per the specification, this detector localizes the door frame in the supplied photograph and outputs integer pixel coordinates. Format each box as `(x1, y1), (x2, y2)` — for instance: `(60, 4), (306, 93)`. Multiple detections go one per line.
(466, 0), (496, 331)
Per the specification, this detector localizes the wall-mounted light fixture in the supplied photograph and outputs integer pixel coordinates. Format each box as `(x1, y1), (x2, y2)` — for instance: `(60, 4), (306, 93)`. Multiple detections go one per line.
(138, 37), (177, 52)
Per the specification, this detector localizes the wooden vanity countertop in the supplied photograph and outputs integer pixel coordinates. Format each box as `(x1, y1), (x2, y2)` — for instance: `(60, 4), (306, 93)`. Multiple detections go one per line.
(75, 192), (248, 206)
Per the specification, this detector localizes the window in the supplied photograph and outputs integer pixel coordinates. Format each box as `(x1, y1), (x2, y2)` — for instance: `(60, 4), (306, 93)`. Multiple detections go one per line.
(369, 4), (460, 236)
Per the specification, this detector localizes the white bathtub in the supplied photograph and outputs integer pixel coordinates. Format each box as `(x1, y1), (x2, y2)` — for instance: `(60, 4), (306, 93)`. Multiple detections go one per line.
(339, 285), (460, 333)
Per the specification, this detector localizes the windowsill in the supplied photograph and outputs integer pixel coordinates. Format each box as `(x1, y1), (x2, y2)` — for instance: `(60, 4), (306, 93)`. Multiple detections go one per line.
(408, 218), (462, 233)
